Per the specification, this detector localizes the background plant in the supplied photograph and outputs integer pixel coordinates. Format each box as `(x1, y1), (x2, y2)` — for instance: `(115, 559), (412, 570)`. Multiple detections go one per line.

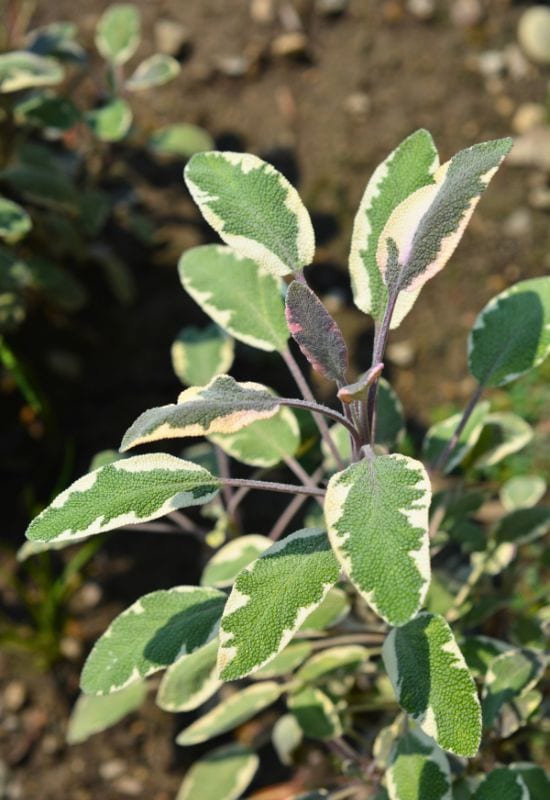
(23, 130), (550, 799)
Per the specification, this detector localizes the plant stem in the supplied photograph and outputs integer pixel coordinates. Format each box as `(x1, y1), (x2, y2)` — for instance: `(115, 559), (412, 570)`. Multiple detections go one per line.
(284, 455), (324, 507)
(214, 445), (241, 528)
(307, 633), (385, 649)
(282, 348), (347, 470)
(279, 396), (361, 451)
(365, 295), (396, 443)
(221, 476), (325, 498)
(0, 336), (42, 413)
(269, 465), (325, 540)
(168, 510), (207, 537)
(432, 382), (484, 473)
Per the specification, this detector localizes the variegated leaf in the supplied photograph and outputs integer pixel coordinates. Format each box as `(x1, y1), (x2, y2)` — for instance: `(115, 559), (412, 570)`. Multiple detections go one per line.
(25, 454), (219, 545)
(460, 636), (512, 677)
(468, 413), (533, 469)
(218, 529), (340, 680)
(14, 91), (81, 131)
(500, 476), (547, 512)
(482, 648), (546, 728)
(176, 682), (283, 745)
(171, 324), (234, 387)
(210, 406), (300, 467)
(201, 535), (272, 588)
(296, 645), (368, 683)
(423, 401), (490, 473)
(252, 641), (313, 679)
(85, 98), (133, 142)
(126, 53), (180, 90)
(378, 138), (512, 328)
(184, 151), (315, 277)
(0, 51), (64, 93)
(81, 586), (225, 695)
(176, 744), (259, 800)
(156, 638), (221, 712)
(0, 197), (32, 243)
(349, 129), (439, 321)
(120, 375), (280, 451)
(387, 730), (452, 800)
(285, 281), (348, 382)
(472, 768), (529, 800)
(493, 506), (550, 546)
(299, 586), (350, 632)
(179, 245), (288, 351)
(272, 713), (303, 765)
(509, 764), (550, 800)
(67, 682), (147, 744)
(95, 3), (141, 65)
(325, 454), (431, 626)
(288, 686), (342, 740)
(149, 125), (214, 158)
(382, 612), (481, 757)
(468, 276), (550, 387)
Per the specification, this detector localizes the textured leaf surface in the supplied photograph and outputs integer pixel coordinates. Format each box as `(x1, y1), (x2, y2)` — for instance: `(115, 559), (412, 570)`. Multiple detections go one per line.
(67, 683), (147, 744)
(85, 98), (132, 142)
(285, 281), (348, 382)
(176, 682), (282, 745)
(469, 413), (533, 469)
(296, 646), (368, 683)
(288, 686), (342, 740)
(156, 638), (221, 712)
(493, 506), (550, 546)
(423, 402), (489, 473)
(379, 138), (512, 328)
(500, 476), (547, 512)
(179, 245), (288, 351)
(184, 151), (315, 277)
(218, 529), (340, 680)
(472, 768), (528, 800)
(468, 277), (550, 387)
(0, 51), (64, 92)
(211, 406), (300, 467)
(325, 454), (431, 625)
(120, 375), (280, 451)
(387, 731), (452, 800)
(149, 124), (214, 157)
(171, 324), (234, 387)
(482, 648), (546, 728)
(0, 197), (32, 243)
(299, 586), (350, 631)
(252, 641), (313, 679)
(81, 587), (225, 695)
(26, 454), (218, 545)
(126, 54), (180, 90)
(176, 744), (258, 800)
(383, 613), (481, 756)
(95, 3), (140, 64)
(349, 129), (439, 321)
(201, 535), (272, 589)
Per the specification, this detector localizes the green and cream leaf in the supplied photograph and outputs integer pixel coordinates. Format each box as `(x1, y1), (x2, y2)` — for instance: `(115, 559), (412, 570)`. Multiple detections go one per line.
(218, 528), (340, 680)
(85, 98), (133, 142)
(296, 646), (368, 683)
(210, 406), (300, 467)
(149, 125), (215, 158)
(387, 731), (452, 800)
(67, 682), (147, 744)
(509, 764), (550, 800)
(299, 586), (350, 632)
(252, 641), (313, 679)
(95, 3), (141, 65)
(176, 744), (259, 800)
(482, 648), (546, 728)
(468, 413), (533, 469)
(171, 324), (234, 387)
(500, 476), (547, 512)
(0, 51), (64, 93)
(471, 768), (529, 800)
(201, 535), (272, 589)
(325, 454), (431, 626)
(288, 686), (342, 740)
(126, 54), (180, 90)
(156, 638), (221, 712)
(0, 197), (32, 243)
(423, 402), (490, 473)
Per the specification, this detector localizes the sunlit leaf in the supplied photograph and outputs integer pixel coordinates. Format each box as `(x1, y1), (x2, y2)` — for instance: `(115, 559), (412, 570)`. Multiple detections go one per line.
(67, 682), (147, 743)
(252, 641), (313, 679)
(126, 53), (180, 90)
(500, 475), (547, 512)
(85, 98), (133, 142)
(0, 51), (64, 93)
(156, 638), (221, 712)
(423, 402), (489, 473)
(211, 406), (300, 467)
(299, 586), (350, 632)
(176, 744), (259, 800)
(387, 730), (452, 800)
(296, 646), (368, 683)
(149, 124), (214, 158)
(468, 413), (533, 469)
(493, 506), (550, 547)
(288, 686), (342, 740)
(482, 648), (546, 728)
(272, 713), (303, 765)
(171, 324), (234, 387)
(95, 3), (141, 65)
(201, 535), (272, 589)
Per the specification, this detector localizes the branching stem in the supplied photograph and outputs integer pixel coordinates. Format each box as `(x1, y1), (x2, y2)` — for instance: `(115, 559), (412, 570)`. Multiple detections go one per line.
(432, 382), (485, 472)
(365, 294), (397, 443)
(221, 476), (325, 497)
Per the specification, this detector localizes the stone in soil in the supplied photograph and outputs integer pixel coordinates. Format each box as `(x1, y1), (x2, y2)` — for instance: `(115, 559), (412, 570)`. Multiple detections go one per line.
(518, 7), (550, 65)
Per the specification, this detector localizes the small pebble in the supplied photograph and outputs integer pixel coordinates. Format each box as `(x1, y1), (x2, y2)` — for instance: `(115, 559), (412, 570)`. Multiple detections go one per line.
(386, 341), (415, 368)
(513, 103), (546, 135)
(503, 208), (532, 237)
(271, 32), (309, 58)
(3, 682), (27, 713)
(154, 19), (189, 57)
(477, 50), (506, 79)
(215, 54), (250, 77)
(343, 92), (371, 117)
(59, 636), (82, 660)
(100, 759), (127, 781)
(518, 6), (550, 65)
(450, 0), (484, 29)
(407, 0), (435, 21)
(114, 776), (143, 797)
(70, 581), (102, 613)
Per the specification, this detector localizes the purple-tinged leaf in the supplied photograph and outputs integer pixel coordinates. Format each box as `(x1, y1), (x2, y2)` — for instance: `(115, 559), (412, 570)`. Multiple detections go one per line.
(285, 281), (348, 383)
(337, 363), (384, 403)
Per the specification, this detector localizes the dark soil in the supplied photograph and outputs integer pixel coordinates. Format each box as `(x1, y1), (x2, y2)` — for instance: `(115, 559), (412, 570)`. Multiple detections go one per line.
(1, 1), (549, 797)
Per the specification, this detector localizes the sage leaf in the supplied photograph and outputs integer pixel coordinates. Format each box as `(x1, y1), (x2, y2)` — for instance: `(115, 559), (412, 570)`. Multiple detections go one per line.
(423, 401), (490, 473)
(288, 686), (342, 740)
(210, 406), (300, 467)
(179, 245), (289, 351)
(325, 454), (431, 626)
(184, 151), (315, 277)
(472, 768), (529, 800)
(285, 281), (348, 382)
(349, 129), (439, 321)
(509, 764), (550, 800)
(171, 324), (235, 387)
(176, 682), (283, 745)
(25, 454), (219, 545)
(493, 506), (550, 546)
(120, 375), (280, 451)
(299, 586), (350, 632)
(500, 476), (547, 512)
(383, 612), (482, 757)
(150, 124), (214, 158)
(468, 276), (550, 387)
(387, 731), (452, 800)
(469, 413), (533, 469)
(218, 528), (340, 680)
(67, 682), (147, 744)
(126, 53), (180, 90)
(176, 744), (259, 800)
(201, 535), (272, 589)
(156, 638), (221, 712)
(95, 3), (140, 65)
(0, 51), (64, 93)
(296, 645), (368, 683)
(482, 648), (546, 728)
(0, 197), (32, 243)
(252, 641), (313, 679)
(272, 713), (303, 765)
(81, 586), (225, 695)
(85, 98), (133, 142)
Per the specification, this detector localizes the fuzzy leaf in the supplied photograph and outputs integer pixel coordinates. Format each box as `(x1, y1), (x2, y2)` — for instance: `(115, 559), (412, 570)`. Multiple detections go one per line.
(423, 402), (490, 473)
(468, 277), (550, 387)
(176, 682), (282, 745)
(210, 406), (300, 467)
(509, 764), (550, 800)
(500, 476), (547, 512)
(383, 613), (481, 757)
(14, 91), (81, 130)
(26, 454), (218, 545)
(252, 641), (313, 679)
(67, 682), (147, 744)
(81, 586), (225, 695)
(493, 506), (550, 546)
(337, 364), (383, 403)
(460, 636), (512, 677)
(156, 638), (221, 712)
(296, 645), (368, 683)
(171, 324), (234, 387)
(272, 714), (303, 765)
(349, 129), (439, 321)
(184, 151), (315, 277)
(325, 454), (431, 626)
(387, 731), (452, 800)
(299, 587), (350, 632)
(285, 281), (348, 382)
(471, 768), (529, 800)
(378, 138), (512, 328)
(218, 528), (340, 680)
(201, 535), (272, 589)
(0, 51), (64, 93)
(288, 686), (342, 740)
(179, 245), (289, 351)
(95, 3), (141, 65)
(149, 124), (214, 158)
(482, 648), (546, 728)
(85, 98), (132, 142)
(469, 413), (533, 469)
(126, 53), (180, 90)
(120, 375), (280, 451)
(0, 197), (32, 243)
(176, 744), (259, 800)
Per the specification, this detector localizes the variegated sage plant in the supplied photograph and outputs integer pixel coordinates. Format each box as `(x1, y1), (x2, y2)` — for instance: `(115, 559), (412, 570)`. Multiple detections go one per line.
(24, 131), (550, 800)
